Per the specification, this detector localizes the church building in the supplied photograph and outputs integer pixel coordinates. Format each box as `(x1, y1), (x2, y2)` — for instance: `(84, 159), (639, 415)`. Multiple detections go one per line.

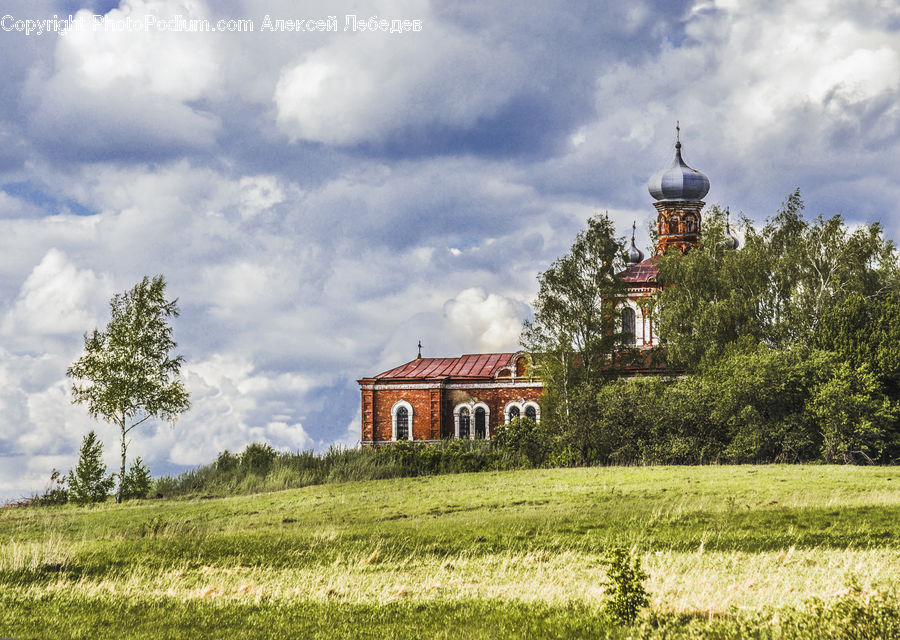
(358, 127), (736, 445)
(357, 352), (542, 444)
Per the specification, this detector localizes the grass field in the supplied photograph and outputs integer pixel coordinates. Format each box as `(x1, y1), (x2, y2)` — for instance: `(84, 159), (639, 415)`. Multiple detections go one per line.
(1, 465), (898, 638)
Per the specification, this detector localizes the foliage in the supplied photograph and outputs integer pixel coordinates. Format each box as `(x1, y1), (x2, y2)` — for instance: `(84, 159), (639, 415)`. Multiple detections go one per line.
(240, 443), (277, 476)
(580, 343), (900, 465)
(646, 193), (900, 463)
(121, 458), (153, 501)
(813, 292), (900, 400)
(67, 275), (190, 504)
(492, 416), (549, 466)
(66, 431), (115, 505)
(35, 469), (69, 506)
(521, 213), (639, 463)
(215, 450), (239, 473)
(600, 547), (650, 625)
(655, 193), (900, 372)
(809, 363), (899, 463)
(152, 439), (511, 499)
(517, 191), (900, 466)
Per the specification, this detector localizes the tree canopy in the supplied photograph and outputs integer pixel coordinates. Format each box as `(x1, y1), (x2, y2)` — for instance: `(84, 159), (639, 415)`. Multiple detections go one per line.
(655, 192), (900, 372)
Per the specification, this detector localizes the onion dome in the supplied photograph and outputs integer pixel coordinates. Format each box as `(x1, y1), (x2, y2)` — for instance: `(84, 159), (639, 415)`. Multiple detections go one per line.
(724, 208), (740, 250)
(627, 222), (644, 265)
(648, 123), (710, 202)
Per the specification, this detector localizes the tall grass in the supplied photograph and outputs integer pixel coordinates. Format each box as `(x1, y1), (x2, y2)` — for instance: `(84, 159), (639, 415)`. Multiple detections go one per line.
(0, 537), (71, 584)
(153, 440), (523, 499)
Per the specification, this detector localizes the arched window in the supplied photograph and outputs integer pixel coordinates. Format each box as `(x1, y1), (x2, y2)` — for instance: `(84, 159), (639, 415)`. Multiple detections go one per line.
(459, 407), (470, 439)
(508, 405), (520, 422)
(670, 215), (679, 233)
(391, 400), (413, 441)
(396, 407), (409, 440)
(622, 306), (635, 344)
(525, 405), (537, 421)
(474, 407), (486, 439)
(685, 216), (695, 233)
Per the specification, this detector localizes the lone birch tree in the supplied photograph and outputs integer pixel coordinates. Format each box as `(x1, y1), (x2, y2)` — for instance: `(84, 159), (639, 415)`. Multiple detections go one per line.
(67, 275), (190, 503)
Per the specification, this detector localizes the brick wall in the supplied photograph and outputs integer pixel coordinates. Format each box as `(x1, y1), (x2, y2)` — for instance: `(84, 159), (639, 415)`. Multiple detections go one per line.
(361, 387), (374, 442)
(369, 387), (437, 442)
(443, 386), (543, 438)
(366, 383), (543, 442)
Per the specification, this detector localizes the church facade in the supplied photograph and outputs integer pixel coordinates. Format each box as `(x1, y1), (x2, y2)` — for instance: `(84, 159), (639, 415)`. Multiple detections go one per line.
(358, 128), (735, 445)
(357, 352), (542, 444)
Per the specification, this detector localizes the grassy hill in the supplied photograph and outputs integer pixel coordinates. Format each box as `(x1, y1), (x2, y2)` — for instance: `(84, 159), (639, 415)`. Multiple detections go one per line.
(2, 465), (899, 639)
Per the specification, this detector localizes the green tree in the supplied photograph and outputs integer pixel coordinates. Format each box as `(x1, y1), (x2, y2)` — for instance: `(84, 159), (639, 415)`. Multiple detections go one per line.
(814, 293), (900, 396)
(67, 276), (190, 504)
(67, 430), (115, 504)
(810, 363), (899, 463)
(654, 205), (770, 370)
(521, 214), (634, 463)
(121, 457), (153, 500)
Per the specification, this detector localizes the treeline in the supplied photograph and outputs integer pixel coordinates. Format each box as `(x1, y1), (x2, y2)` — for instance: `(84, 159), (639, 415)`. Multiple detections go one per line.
(519, 192), (900, 466)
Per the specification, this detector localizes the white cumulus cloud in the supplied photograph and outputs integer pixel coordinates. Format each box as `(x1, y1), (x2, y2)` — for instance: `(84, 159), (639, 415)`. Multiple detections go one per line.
(274, 7), (521, 145)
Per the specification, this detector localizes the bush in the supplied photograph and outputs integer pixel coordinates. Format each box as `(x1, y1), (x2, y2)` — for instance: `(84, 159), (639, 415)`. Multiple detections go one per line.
(215, 450), (239, 473)
(493, 417), (548, 466)
(121, 457), (153, 500)
(149, 438), (511, 499)
(241, 443), (277, 476)
(600, 547), (650, 625)
(35, 469), (69, 506)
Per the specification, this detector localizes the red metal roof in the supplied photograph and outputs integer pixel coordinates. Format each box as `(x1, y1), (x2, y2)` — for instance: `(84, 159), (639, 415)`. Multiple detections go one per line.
(372, 353), (518, 380)
(621, 256), (660, 283)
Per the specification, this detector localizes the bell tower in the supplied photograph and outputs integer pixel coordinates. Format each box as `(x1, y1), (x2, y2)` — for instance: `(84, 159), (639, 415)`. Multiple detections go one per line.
(647, 123), (710, 255)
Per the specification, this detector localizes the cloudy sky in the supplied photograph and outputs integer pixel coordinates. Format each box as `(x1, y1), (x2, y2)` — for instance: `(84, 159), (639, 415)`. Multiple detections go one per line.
(0, 0), (898, 499)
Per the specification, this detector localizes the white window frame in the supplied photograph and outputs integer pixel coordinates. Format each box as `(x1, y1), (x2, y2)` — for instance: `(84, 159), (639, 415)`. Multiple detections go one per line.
(453, 403), (470, 439)
(391, 400), (414, 441)
(503, 400), (524, 424)
(522, 401), (541, 424)
(454, 402), (491, 439)
(472, 402), (490, 440)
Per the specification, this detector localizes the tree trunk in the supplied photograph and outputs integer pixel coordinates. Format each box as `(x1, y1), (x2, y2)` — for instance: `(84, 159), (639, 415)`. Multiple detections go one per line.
(117, 415), (126, 504)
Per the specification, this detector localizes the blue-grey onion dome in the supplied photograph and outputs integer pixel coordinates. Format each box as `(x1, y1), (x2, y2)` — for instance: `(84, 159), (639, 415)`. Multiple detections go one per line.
(648, 141), (710, 202)
(627, 233), (644, 265)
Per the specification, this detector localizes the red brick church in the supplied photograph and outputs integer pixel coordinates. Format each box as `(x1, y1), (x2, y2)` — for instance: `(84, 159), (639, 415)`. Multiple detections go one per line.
(357, 352), (542, 444)
(358, 127), (735, 445)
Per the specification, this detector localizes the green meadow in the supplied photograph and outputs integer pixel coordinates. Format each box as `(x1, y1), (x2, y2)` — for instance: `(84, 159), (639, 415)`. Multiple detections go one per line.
(1, 465), (898, 638)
